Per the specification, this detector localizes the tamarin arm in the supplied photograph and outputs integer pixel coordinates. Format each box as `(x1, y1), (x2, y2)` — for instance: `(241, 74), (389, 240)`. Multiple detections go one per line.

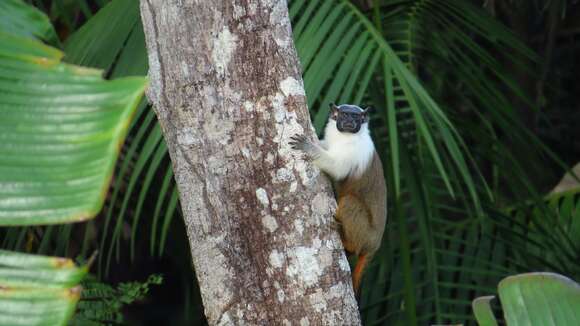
(289, 135), (336, 177)
(312, 151), (336, 177)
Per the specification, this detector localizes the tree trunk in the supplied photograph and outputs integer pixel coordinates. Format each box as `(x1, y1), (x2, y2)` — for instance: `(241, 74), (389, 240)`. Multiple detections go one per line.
(139, 1), (361, 324)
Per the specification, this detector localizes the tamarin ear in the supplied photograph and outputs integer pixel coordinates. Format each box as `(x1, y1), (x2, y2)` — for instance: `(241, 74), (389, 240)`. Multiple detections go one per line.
(329, 103), (338, 112)
(329, 103), (339, 118)
(362, 106), (372, 121)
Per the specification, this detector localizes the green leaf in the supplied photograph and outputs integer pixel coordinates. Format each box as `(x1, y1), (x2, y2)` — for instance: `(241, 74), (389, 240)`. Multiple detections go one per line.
(0, 250), (88, 326)
(499, 273), (580, 326)
(71, 273), (162, 325)
(474, 273), (580, 326)
(0, 0), (59, 46)
(64, 0), (140, 71)
(0, 32), (147, 225)
(472, 296), (498, 326)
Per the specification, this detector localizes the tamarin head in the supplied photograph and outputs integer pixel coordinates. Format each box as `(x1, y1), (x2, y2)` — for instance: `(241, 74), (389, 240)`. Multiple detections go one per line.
(329, 103), (370, 134)
(290, 102), (375, 180)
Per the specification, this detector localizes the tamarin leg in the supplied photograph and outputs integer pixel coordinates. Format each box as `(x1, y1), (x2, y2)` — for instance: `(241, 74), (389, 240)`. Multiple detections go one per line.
(341, 239), (356, 255)
(336, 194), (374, 254)
(335, 197), (359, 254)
(336, 194), (376, 292)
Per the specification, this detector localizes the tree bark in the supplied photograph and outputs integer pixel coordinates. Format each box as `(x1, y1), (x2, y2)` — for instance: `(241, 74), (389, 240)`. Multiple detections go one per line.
(139, 1), (361, 324)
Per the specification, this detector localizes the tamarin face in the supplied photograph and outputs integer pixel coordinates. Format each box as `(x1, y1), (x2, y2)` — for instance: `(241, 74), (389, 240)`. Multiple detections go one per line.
(329, 103), (370, 134)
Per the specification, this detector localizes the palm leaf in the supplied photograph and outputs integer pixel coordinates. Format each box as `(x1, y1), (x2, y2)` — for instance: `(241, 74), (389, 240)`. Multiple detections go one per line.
(0, 0), (58, 46)
(293, 0), (487, 209)
(63, 0), (140, 72)
(291, 2), (507, 324)
(343, 1), (577, 325)
(360, 162), (580, 325)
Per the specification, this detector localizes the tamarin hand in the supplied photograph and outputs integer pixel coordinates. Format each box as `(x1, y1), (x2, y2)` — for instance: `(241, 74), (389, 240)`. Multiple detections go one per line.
(289, 134), (320, 161)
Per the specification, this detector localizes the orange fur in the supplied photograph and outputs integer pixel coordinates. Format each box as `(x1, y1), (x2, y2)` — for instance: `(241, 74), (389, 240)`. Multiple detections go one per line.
(352, 254), (369, 293)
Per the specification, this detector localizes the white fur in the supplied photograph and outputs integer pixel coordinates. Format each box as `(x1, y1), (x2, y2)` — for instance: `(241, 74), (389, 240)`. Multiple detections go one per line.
(313, 120), (375, 181)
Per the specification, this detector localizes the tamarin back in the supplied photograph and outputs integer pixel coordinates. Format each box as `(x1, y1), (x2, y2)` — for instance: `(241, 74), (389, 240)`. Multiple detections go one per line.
(290, 103), (387, 293)
(335, 152), (387, 291)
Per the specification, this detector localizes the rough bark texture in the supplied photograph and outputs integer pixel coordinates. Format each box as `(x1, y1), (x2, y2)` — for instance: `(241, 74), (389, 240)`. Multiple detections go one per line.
(139, 1), (361, 324)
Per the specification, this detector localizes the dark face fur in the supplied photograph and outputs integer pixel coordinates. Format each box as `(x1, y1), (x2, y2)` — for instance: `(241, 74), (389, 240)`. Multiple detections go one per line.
(330, 104), (369, 133)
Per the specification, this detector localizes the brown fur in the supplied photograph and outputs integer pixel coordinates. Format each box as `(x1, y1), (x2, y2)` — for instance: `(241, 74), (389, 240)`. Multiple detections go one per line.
(335, 152), (387, 293)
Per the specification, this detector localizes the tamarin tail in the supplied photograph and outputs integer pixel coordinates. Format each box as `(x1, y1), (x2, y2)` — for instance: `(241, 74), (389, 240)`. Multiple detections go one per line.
(352, 254), (370, 294)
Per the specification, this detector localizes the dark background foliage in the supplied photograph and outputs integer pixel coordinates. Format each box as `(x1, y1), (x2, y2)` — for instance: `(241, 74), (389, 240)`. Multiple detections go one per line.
(2, 0), (578, 325)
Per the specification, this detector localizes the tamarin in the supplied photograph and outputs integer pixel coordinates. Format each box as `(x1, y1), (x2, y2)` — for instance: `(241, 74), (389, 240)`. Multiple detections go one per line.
(290, 103), (387, 293)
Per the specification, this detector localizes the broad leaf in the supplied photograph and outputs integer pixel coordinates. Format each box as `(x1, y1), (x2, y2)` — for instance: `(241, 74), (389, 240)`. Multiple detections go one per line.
(0, 31), (147, 225)
(472, 296), (498, 326)
(0, 250), (89, 326)
(473, 272), (580, 326)
(499, 273), (580, 325)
